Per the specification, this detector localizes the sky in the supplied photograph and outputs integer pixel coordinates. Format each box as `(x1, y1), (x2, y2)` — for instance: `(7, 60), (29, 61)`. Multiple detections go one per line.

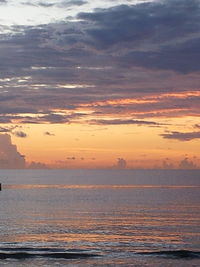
(0, 0), (200, 169)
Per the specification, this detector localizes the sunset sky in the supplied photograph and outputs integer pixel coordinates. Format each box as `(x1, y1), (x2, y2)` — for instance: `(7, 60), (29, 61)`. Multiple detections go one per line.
(0, 0), (200, 169)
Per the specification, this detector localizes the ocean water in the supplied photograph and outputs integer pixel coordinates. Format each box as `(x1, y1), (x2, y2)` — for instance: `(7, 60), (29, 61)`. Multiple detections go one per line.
(0, 169), (199, 266)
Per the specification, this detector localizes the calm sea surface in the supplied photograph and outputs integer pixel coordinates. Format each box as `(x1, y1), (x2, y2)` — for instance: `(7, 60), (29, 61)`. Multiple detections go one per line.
(0, 169), (199, 266)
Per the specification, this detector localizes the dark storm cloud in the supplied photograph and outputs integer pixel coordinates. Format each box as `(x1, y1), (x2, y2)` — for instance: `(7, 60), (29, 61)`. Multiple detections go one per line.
(0, 0), (200, 124)
(161, 131), (200, 141)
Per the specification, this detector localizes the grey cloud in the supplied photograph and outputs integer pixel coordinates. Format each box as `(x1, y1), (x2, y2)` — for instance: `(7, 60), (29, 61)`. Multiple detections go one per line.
(13, 131), (27, 138)
(0, 126), (16, 133)
(89, 119), (161, 126)
(44, 131), (55, 136)
(67, 157), (76, 160)
(162, 159), (174, 169)
(32, 0), (88, 8)
(0, 115), (37, 124)
(0, 26), (74, 76)
(78, 0), (200, 72)
(1, 0), (200, 76)
(0, 116), (13, 123)
(179, 157), (197, 169)
(27, 161), (48, 169)
(0, 134), (26, 169)
(0, 95), (19, 102)
(114, 158), (127, 169)
(37, 2), (55, 7)
(22, 2), (54, 7)
(0, 112), (86, 125)
(0, 0), (7, 4)
(123, 38), (200, 73)
(0, 0), (200, 125)
(161, 131), (200, 141)
(81, 0), (200, 44)
(38, 112), (86, 124)
(40, 113), (70, 124)
(59, 0), (87, 7)
(20, 120), (40, 124)
(0, 106), (37, 114)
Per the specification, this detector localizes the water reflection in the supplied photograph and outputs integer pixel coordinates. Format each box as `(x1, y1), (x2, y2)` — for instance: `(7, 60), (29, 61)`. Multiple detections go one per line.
(0, 181), (199, 266)
(4, 184), (200, 190)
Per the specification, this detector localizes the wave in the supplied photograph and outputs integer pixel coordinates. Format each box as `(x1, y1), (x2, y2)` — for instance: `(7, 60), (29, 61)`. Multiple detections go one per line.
(0, 247), (99, 260)
(0, 248), (199, 260)
(137, 250), (200, 259)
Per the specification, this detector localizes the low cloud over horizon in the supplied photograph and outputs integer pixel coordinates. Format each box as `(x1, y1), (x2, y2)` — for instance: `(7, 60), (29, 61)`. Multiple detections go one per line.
(0, 134), (199, 169)
(0, 134), (48, 169)
(0, 134), (26, 168)
(161, 131), (200, 141)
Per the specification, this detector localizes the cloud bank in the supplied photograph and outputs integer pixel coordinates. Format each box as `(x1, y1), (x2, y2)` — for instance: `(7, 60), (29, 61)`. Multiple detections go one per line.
(161, 131), (200, 141)
(0, 0), (199, 128)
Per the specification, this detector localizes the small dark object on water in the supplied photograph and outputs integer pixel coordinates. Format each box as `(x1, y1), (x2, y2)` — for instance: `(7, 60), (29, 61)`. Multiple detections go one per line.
(0, 183), (1, 191)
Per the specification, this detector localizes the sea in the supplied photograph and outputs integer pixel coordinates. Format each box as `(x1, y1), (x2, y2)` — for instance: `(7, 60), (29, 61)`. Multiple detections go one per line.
(0, 169), (199, 266)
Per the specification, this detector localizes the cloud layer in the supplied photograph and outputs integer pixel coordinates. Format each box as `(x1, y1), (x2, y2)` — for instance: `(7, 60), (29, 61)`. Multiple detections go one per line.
(161, 131), (200, 141)
(0, 0), (199, 135)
